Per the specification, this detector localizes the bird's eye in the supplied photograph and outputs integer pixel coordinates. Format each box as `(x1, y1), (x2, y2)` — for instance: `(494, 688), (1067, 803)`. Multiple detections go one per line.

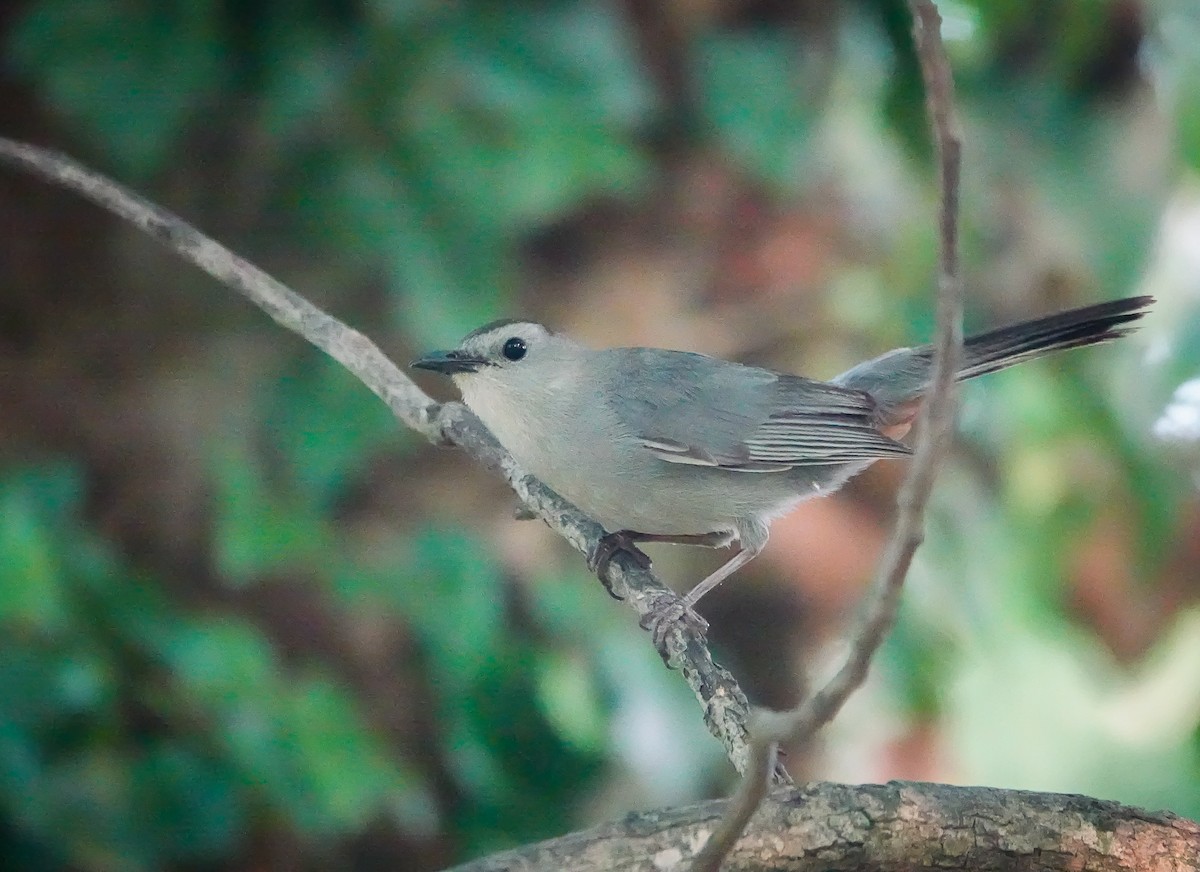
(502, 337), (527, 361)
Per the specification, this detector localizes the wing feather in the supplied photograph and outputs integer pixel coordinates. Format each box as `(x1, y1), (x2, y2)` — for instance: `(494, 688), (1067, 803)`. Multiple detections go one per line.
(600, 349), (910, 473)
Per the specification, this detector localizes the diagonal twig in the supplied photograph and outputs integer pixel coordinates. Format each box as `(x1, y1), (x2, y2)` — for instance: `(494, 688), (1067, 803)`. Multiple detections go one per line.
(0, 136), (761, 776)
(690, 1), (964, 868)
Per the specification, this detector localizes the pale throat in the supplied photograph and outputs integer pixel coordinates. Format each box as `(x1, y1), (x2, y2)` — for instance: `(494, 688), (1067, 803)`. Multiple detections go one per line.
(456, 374), (553, 468)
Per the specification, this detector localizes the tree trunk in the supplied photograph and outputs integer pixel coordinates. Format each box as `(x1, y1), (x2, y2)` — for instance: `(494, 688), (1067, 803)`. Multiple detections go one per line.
(449, 781), (1199, 871)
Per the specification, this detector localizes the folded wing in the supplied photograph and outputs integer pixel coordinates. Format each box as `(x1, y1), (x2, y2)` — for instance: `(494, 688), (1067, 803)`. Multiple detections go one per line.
(600, 349), (911, 473)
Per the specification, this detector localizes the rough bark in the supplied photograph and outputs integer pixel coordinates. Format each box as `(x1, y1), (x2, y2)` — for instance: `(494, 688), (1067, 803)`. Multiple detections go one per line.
(449, 782), (1200, 871)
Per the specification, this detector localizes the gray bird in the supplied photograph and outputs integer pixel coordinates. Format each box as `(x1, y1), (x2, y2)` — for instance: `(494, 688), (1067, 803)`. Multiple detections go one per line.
(413, 296), (1151, 611)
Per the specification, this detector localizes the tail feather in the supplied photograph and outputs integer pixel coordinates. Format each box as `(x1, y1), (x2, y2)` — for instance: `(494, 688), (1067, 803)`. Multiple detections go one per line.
(834, 295), (1154, 410)
(955, 295), (1153, 381)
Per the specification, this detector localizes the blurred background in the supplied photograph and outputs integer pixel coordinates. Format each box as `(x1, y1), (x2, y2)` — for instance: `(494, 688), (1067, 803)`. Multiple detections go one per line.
(1, 0), (1199, 869)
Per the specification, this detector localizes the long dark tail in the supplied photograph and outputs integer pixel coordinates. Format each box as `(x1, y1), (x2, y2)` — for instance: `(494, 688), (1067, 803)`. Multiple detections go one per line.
(954, 295), (1153, 381)
(835, 295), (1154, 406)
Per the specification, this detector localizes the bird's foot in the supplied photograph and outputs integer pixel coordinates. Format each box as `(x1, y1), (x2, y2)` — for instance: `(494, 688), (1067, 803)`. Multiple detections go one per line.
(587, 530), (652, 600)
(640, 593), (709, 664)
(588, 530), (653, 573)
(772, 755), (792, 785)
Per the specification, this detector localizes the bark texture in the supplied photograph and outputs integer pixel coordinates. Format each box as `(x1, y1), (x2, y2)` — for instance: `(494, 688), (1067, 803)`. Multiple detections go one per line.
(449, 781), (1200, 871)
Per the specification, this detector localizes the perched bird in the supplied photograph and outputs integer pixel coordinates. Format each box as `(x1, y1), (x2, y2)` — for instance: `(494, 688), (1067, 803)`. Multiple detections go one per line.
(413, 296), (1152, 611)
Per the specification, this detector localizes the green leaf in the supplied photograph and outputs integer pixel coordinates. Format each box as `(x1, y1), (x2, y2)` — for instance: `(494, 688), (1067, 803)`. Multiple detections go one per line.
(7, 0), (230, 176)
(402, 528), (506, 678)
(266, 353), (401, 506)
(463, 648), (602, 828)
(254, 19), (358, 142)
(159, 618), (424, 834)
(281, 677), (421, 833)
(0, 478), (69, 632)
(535, 651), (606, 752)
(698, 31), (817, 187)
(130, 744), (243, 861)
(210, 438), (333, 580)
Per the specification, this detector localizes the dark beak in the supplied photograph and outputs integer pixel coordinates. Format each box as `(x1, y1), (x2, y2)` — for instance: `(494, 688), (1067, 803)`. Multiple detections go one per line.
(410, 349), (487, 375)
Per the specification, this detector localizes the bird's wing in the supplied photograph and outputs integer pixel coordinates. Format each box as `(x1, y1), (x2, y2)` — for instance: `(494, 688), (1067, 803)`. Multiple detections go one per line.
(600, 349), (911, 472)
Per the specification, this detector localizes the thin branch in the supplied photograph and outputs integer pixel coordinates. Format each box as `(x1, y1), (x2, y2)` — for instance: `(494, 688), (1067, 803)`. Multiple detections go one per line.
(785, 0), (963, 737)
(0, 137), (757, 775)
(690, 1), (964, 867)
(688, 719), (777, 871)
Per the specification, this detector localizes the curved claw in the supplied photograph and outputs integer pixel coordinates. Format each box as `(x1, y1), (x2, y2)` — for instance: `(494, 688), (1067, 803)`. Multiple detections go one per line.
(587, 531), (653, 600)
(639, 595), (709, 665)
(588, 530), (653, 573)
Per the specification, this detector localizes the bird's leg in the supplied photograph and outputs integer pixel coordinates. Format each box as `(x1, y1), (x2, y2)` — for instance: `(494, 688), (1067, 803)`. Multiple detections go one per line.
(590, 528), (749, 660)
(684, 521), (769, 608)
(643, 547), (758, 657)
(682, 546), (761, 607)
(637, 549), (755, 657)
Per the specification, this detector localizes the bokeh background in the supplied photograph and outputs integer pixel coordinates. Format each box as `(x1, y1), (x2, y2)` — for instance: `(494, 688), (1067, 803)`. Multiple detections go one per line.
(2, 0), (1200, 869)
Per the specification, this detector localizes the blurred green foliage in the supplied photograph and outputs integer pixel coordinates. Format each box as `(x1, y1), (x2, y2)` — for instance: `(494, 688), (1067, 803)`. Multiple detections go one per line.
(3, 0), (1200, 869)
(9, 0), (657, 345)
(0, 466), (425, 867)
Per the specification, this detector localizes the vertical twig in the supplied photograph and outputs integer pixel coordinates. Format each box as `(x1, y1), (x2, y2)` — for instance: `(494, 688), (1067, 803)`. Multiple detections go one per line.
(688, 716), (779, 870)
(689, 1), (964, 868)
